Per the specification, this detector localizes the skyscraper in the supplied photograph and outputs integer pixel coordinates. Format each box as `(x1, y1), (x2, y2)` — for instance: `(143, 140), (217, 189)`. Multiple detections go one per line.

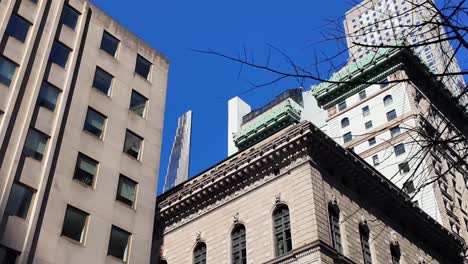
(163, 110), (192, 192)
(0, 0), (168, 263)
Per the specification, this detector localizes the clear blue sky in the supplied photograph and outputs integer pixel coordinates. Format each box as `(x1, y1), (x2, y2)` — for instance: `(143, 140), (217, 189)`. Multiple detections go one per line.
(90, 0), (467, 194)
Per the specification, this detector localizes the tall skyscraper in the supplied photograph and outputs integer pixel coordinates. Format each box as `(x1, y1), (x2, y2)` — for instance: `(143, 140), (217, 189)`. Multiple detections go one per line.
(163, 110), (192, 192)
(0, 0), (168, 263)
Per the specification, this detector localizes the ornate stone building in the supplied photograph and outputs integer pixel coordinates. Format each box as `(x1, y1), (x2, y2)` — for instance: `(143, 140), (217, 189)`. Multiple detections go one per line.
(153, 121), (465, 264)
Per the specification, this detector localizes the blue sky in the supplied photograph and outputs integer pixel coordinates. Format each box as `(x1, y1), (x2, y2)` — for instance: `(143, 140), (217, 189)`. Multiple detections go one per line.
(91, 0), (467, 194)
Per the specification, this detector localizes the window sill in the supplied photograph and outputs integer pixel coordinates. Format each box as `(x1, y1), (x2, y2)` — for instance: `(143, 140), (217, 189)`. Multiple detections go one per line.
(72, 178), (95, 190)
(61, 235), (85, 247)
(106, 254), (128, 263)
(115, 199), (136, 211)
(99, 49), (118, 60)
(82, 130), (104, 141)
(128, 109), (146, 120)
(123, 152), (142, 163)
(92, 87), (112, 98)
(134, 72), (151, 84)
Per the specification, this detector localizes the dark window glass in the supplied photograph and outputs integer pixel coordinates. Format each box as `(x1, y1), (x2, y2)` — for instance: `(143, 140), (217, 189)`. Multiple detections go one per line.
(394, 143), (406, 156)
(84, 108), (106, 138)
(359, 224), (372, 264)
(390, 126), (401, 137)
(372, 155), (379, 166)
(74, 153), (98, 187)
(402, 180), (415, 194)
(386, 109), (397, 121)
(383, 95), (393, 106)
(100, 31), (119, 57)
(23, 129), (48, 161)
(362, 106), (370, 116)
(123, 130), (143, 160)
(398, 162), (410, 174)
(0, 56), (17, 86)
(368, 137), (376, 146)
(343, 132), (352, 143)
(129, 90), (147, 117)
(365, 121), (373, 130)
(328, 204), (342, 253)
(0, 246), (18, 263)
(116, 175), (137, 207)
(273, 205), (292, 256)
(5, 183), (34, 219)
(193, 242), (207, 264)
(61, 206), (88, 242)
(341, 118), (349, 128)
(38, 82), (61, 111)
(61, 4), (80, 30)
(338, 101), (347, 111)
(49, 41), (71, 68)
(380, 79), (389, 89)
(135, 55), (151, 80)
(93, 67), (113, 95)
(231, 225), (247, 264)
(359, 90), (367, 100)
(390, 243), (401, 264)
(108, 226), (131, 261)
(6, 14), (31, 42)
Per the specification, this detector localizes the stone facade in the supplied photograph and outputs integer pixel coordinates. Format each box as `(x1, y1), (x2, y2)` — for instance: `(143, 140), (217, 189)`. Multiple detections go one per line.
(0, 0), (168, 263)
(154, 122), (465, 264)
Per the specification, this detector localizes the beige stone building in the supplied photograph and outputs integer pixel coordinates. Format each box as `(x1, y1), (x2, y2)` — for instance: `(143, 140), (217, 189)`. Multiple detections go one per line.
(154, 121), (465, 264)
(0, 0), (168, 263)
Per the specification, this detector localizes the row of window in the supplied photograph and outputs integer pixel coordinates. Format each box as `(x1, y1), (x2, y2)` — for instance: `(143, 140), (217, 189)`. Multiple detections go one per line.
(342, 108), (397, 144)
(371, 143), (407, 167)
(340, 95), (394, 129)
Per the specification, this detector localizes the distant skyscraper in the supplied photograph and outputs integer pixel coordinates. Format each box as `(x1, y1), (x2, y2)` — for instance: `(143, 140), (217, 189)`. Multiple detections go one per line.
(164, 110), (192, 192)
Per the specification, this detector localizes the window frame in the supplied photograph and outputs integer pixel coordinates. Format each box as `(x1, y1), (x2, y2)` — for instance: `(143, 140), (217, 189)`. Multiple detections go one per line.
(129, 90), (148, 118)
(341, 117), (350, 128)
(100, 31), (120, 58)
(338, 101), (347, 111)
(386, 109), (397, 121)
(5, 182), (35, 219)
(6, 14), (31, 43)
(61, 205), (89, 243)
(362, 105), (370, 117)
(359, 90), (367, 100)
(364, 120), (373, 130)
(92, 67), (114, 96)
(49, 41), (71, 68)
(390, 126), (401, 137)
(116, 175), (138, 208)
(372, 155), (379, 166)
(343, 132), (352, 143)
(73, 152), (99, 187)
(390, 243), (401, 264)
(38, 82), (61, 111)
(0, 56), (18, 87)
(394, 143), (406, 156)
(61, 4), (80, 30)
(193, 242), (207, 264)
(231, 224), (247, 264)
(83, 107), (107, 139)
(23, 128), (49, 161)
(123, 130), (144, 161)
(398, 162), (410, 174)
(273, 205), (292, 257)
(328, 204), (342, 254)
(359, 224), (372, 264)
(0, 245), (19, 263)
(107, 225), (131, 262)
(134, 55), (152, 81)
(383, 94), (393, 106)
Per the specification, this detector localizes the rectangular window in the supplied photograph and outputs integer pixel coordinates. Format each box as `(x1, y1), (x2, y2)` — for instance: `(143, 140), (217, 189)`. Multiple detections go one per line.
(365, 121), (373, 130)
(93, 67), (113, 95)
(5, 183), (34, 219)
(386, 109), (397, 121)
(6, 14), (31, 43)
(402, 180), (415, 194)
(390, 126), (401, 137)
(116, 175), (137, 207)
(61, 4), (80, 30)
(0, 56), (18, 86)
(372, 155), (379, 166)
(359, 90), (367, 100)
(129, 90), (147, 117)
(23, 129), (48, 161)
(84, 108), (106, 138)
(362, 106), (370, 117)
(380, 78), (389, 89)
(61, 205), (88, 243)
(394, 143), (406, 156)
(368, 137), (376, 146)
(38, 82), (61, 111)
(123, 130), (143, 160)
(135, 55), (151, 80)
(108, 226), (131, 261)
(100, 31), (120, 57)
(398, 162), (410, 174)
(338, 101), (347, 111)
(74, 153), (98, 187)
(0, 245), (18, 263)
(49, 41), (71, 68)
(343, 132), (352, 143)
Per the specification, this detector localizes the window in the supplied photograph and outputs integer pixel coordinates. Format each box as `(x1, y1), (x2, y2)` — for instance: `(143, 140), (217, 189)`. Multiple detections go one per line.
(0, 56), (17, 86)
(100, 31), (120, 57)
(135, 55), (151, 80)
(359, 224), (372, 264)
(383, 95), (393, 106)
(390, 126), (401, 137)
(108, 226), (131, 261)
(23, 129), (48, 161)
(61, 205), (88, 243)
(386, 109), (397, 121)
(116, 175), (137, 207)
(341, 117), (350, 128)
(362, 106), (370, 117)
(402, 180), (415, 194)
(193, 242), (207, 264)
(390, 243), (401, 264)
(338, 101), (347, 111)
(74, 153), (98, 187)
(49, 41), (71, 68)
(61, 4), (80, 30)
(380, 79), (389, 89)
(359, 90), (367, 100)
(231, 225), (247, 264)
(398, 162), (410, 174)
(129, 90), (147, 117)
(394, 143), (406, 156)
(123, 130), (143, 160)
(365, 121), (373, 130)
(5, 183), (34, 219)
(84, 108), (106, 138)
(328, 204), (342, 253)
(92, 67), (113, 95)
(38, 82), (61, 111)
(0, 246), (18, 263)
(372, 155), (379, 166)
(368, 137), (376, 146)
(343, 132), (352, 143)
(273, 205), (292, 256)
(6, 14), (31, 42)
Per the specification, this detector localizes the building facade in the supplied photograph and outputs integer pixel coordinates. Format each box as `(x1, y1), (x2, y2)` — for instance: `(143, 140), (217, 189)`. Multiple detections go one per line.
(154, 121), (465, 264)
(0, 0), (168, 263)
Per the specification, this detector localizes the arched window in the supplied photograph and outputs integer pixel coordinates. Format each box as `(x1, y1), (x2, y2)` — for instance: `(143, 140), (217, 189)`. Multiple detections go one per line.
(160, 260), (168, 264)
(231, 225), (247, 264)
(383, 95), (393, 106)
(273, 205), (292, 256)
(328, 203), (342, 253)
(193, 242), (206, 264)
(359, 223), (372, 264)
(390, 243), (401, 264)
(341, 117), (350, 128)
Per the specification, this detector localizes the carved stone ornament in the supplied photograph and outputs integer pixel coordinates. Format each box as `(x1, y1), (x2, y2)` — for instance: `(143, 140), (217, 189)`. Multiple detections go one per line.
(360, 215), (368, 225)
(390, 231), (399, 245)
(195, 231), (201, 241)
(275, 193), (281, 204)
(418, 257), (426, 264)
(330, 195), (338, 206)
(233, 212), (240, 223)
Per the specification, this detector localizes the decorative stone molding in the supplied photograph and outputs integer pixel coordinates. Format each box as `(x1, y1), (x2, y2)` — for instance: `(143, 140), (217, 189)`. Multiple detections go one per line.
(329, 195), (338, 206)
(195, 231), (201, 242)
(275, 193), (282, 204)
(233, 212), (239, 223)
(360, 215), (368, 226)
(390, 231), (399, 246)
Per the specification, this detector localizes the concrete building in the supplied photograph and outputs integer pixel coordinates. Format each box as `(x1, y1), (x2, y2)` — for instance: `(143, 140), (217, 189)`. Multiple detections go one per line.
(0, 0), (168, 263)
(163, 110), (192, 192)
(154, 121), (466, 264)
